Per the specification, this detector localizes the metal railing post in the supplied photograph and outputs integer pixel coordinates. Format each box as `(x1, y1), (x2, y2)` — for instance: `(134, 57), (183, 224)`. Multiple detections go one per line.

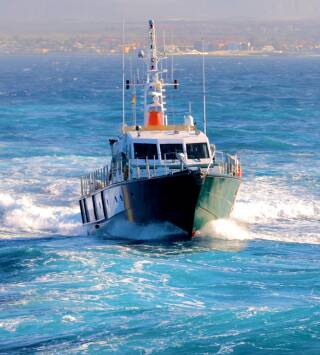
(128, 160), (131, 180)
(164, 154), (168, 175)
(136, 158), (139, 178)
(146, 157), (150, 179)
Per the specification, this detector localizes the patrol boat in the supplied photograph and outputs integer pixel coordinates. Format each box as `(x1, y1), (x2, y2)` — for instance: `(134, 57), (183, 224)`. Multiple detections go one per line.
(79, 20), (242, 238)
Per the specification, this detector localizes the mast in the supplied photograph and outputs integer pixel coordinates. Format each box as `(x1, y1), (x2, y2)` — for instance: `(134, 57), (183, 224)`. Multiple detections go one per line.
(202, 39), (207, 136)
(144, 20), (166, 127)
(122, 22), (125, 128)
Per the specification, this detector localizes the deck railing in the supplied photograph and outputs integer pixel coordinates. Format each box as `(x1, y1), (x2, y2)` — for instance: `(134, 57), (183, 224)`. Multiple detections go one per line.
(80, 152), (241, 196)
(209, 151), (241, 176)
(80, 166), (110, 196)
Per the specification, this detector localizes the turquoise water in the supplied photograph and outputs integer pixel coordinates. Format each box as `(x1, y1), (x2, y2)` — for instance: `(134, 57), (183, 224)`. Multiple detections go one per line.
(0, 55), (319, 353)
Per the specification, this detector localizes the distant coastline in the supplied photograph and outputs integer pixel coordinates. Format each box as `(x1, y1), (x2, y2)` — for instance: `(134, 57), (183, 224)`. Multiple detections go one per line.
(1, 51), (320, 58)
(1, 19), (320, 57)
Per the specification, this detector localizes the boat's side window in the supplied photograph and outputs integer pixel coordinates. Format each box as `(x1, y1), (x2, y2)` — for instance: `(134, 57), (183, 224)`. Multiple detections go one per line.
(186, 143), (209, 159)
(134, 143), (158, 159)
(160, 144), (183, 160)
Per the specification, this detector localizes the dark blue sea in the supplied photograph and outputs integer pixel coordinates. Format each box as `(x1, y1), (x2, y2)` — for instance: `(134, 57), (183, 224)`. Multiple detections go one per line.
(0, 55), (319, 354)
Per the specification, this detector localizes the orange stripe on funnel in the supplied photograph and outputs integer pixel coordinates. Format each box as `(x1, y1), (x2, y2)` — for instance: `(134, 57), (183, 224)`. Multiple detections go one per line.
(147, 111), (164, 126)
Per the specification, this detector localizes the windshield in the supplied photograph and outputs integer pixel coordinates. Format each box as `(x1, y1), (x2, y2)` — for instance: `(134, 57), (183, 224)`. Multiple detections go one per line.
(160, 144), (184, 160)
(134, 143), (158, 159)
(186, 143), (209, 159)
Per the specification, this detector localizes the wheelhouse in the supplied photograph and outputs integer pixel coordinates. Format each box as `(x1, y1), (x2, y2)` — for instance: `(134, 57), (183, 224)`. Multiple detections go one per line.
(124, 126), (213, 169)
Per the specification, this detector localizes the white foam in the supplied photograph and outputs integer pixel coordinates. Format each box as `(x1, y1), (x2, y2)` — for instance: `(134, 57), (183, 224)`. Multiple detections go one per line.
(197, 218), (253, 241)
(0, 155), (101, 238)
(0, 192), (82, 237)
(105, 219), (186, 241)
(62, 315), (81, 323)
(232, 177), (319, 223)
(129, 260), (152, 273)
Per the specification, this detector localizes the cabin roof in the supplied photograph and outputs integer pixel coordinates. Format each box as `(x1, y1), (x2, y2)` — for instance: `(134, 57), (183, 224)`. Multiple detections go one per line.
(124, 125), (209, 143)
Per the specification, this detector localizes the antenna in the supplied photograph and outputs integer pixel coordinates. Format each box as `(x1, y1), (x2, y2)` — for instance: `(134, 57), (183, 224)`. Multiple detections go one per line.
(129, 53), (136, 125)
(171, 55), (174, 82)
(163, 30), (168, 81)
(132, 66), (137, 126)
(170, 31), (174, 82)
(122, 21), (125, 128)
(202, 39), (207, 136)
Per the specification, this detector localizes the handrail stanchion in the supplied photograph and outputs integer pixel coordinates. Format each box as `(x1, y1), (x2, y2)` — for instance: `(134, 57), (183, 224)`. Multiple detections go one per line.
(146, 157), (150, 179)
(153, 156), (156, 177)
(106, 165), (108, 185)
(128, 160), (131, 180)
(136, 158), (139, 178)
(164, 154), (168, 175)
(81, 176), (84, 196)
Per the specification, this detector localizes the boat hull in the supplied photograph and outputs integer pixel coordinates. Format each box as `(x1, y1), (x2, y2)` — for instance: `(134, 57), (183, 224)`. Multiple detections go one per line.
(193, 174), (241, 234)
(79, 170), (241, 238)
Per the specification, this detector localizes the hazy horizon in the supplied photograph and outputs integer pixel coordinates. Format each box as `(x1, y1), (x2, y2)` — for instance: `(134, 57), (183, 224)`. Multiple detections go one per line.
(0, 0), (320, 32)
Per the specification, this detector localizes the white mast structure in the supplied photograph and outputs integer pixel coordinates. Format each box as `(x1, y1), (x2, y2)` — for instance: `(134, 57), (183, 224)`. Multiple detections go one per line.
(144, 20), (167, 126)
(122, 22), (126, 128)
(202, 39), (207, 136)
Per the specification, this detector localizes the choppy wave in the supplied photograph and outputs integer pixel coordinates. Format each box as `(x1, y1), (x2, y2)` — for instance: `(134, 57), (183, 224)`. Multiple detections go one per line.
(0, 192), (82, 237)
(0, 155), (106, 238)
(233, 177), (319, 223)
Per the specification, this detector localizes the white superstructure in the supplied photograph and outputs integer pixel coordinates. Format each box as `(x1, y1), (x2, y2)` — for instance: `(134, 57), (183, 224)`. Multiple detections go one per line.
(114, 19), (215, 173)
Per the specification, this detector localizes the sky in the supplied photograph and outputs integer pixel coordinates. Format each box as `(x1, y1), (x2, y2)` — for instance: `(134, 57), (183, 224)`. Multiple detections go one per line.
(0, 0), (319, 31)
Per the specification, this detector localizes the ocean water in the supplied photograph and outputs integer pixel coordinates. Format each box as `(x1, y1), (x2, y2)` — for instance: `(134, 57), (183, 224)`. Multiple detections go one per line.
(0, 55), (319, 354)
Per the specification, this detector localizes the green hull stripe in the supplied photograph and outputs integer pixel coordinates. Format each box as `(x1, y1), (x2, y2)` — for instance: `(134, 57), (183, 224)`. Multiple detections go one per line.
(193, 174), (241, 232)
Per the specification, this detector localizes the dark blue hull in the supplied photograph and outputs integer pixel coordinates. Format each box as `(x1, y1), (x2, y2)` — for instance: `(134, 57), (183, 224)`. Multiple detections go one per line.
(80, 170), (202, 237)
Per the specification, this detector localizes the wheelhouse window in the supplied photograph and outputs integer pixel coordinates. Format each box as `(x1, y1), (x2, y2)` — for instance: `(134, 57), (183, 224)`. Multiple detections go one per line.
(134, 143), (158, 159)
(160, 144), (183, 160)
(186, 143), (209, 159)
